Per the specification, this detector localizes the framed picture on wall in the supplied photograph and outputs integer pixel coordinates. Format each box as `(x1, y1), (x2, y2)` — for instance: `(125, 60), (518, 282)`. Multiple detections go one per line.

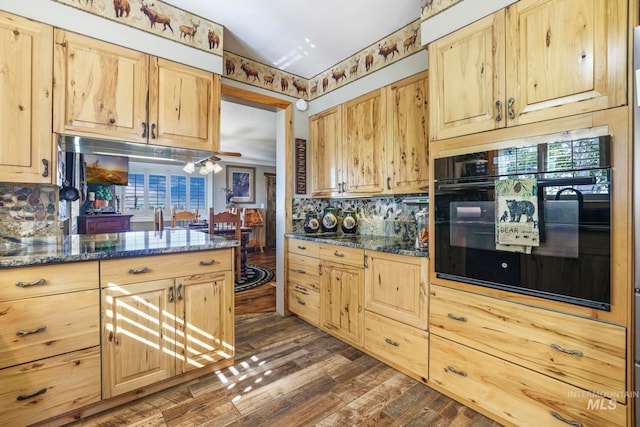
(227, 166), (255, 204)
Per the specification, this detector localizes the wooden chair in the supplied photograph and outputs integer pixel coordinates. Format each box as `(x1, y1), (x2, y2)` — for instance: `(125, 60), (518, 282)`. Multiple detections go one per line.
(153, 208), (164, 231)
(171, 208), (199, 227)
(209, 208), (242, 283)
(243, 208), (264, 253)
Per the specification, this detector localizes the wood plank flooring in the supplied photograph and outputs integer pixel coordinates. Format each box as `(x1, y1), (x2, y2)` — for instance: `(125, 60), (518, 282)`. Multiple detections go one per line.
(69, 312), (502, 427)
(235, 248), (276, 315)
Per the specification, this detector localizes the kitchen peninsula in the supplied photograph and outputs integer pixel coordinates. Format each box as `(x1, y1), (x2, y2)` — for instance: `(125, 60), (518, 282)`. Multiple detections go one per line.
(0, 229), (238, 426)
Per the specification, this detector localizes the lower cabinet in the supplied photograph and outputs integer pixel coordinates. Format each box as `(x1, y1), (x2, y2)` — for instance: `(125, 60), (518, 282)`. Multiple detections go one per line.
(430, 335), (626, 427)
(0, 261), (100, 426)
(287, 240), (320, 326)
(100, 250), (234, 398)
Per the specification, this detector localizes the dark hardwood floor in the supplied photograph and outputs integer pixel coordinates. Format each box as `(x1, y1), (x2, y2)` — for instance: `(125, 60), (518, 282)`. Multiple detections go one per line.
(70, 312), (501, 427)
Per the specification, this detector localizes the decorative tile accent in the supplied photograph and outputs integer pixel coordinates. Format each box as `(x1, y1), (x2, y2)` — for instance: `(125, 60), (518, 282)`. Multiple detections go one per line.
(421, 0), (464, 20)
(0, 183), (62, 238)
(52, 0), (224, 57)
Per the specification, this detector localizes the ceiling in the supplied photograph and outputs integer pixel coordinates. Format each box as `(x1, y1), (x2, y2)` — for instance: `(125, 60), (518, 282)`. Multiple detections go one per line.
(162, 0), (421, 167)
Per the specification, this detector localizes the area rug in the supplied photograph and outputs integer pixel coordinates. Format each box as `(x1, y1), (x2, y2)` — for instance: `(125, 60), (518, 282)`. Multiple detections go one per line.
(235, 264), (274, 293)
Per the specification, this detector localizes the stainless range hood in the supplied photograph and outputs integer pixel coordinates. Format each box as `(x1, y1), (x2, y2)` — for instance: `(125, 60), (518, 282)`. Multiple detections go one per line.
(57, 134), (216, 164)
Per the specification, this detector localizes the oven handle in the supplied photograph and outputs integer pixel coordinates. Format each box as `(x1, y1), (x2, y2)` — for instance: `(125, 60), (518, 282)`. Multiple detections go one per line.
(437, 176), (596, 191)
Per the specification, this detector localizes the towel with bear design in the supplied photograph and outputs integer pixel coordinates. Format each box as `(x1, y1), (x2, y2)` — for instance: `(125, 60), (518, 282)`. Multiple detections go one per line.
(495, 178), (539, 253)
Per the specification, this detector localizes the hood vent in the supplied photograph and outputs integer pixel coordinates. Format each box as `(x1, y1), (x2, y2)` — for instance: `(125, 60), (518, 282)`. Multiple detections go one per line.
(57, 134), (216, 164)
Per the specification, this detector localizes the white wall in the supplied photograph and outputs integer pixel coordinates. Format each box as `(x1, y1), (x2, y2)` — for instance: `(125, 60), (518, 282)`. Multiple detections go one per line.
(0, 0), (222, 73)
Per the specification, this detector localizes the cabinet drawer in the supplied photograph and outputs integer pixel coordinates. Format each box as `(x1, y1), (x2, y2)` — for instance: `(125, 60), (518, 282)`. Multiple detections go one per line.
(288, 239), (319, 257)
(288, 283), (319, 325)
(0, 347), (101, 427)
(364, 311), (428, 381)
(430, 285), (626, 401)
(101, 250), (233, 286)
(320, 244), (364, 267)
(0, 261), (98, 301)
(430, 336), (625, 427)
(288, 252), (319, 275)
(0, 289), (99, 369)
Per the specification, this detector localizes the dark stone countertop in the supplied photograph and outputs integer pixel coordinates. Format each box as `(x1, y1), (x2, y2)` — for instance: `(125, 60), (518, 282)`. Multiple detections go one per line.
(285, 233), (429, 258)
(0, 229), (239, 269)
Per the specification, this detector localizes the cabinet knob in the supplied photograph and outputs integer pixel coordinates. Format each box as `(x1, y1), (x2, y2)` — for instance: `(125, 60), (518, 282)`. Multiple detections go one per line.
(109, 117), (116, 125)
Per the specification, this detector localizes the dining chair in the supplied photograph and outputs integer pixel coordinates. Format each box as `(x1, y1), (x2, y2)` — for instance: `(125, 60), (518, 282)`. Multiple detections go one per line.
(209, 208), (242, 283)
(171, 208), (199, 227)
(154, 208), (164, 231)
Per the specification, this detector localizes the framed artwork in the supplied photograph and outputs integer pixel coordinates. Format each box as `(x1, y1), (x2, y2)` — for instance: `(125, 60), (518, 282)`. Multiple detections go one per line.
(227, 166), (255, 204)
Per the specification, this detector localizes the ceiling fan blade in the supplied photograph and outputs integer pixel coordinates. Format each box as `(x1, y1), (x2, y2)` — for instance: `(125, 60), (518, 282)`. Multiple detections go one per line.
(209, 155), (221, 162)
(215, 151), (242, 157)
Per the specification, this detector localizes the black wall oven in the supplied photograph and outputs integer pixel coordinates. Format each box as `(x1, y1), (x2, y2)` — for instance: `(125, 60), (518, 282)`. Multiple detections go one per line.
(434, 135), (612, 310)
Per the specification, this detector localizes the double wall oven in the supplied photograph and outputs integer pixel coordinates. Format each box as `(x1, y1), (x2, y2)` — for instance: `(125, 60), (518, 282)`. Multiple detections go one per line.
(434, 135), (612, 311)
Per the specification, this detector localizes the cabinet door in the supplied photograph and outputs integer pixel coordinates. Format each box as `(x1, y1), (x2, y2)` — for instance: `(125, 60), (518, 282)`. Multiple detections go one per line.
(149, 58), (219, 152)
(429, 11), (506, 141)
(177, 271), (234, 374)
(53, 30), (149, 143)
(342, 89), (386, 195)
(386, 71), (429, 194)
(309, 106), (342, 197)
(102, 279), (176, 398)
(319, 261), (364, 347)
(505, 0), (626, 126)
(365, 251), (428, 329)
(0, 12), (53, 184)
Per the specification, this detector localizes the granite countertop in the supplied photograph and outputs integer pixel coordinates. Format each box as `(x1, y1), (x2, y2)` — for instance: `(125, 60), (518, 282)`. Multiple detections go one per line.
(0, 229), (239, 269)
(285, 233), (428, 258)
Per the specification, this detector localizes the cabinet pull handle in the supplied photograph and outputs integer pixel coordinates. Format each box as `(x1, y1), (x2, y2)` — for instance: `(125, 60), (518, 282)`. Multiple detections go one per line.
(151, 123), (157, 139)
(387, 177), (391, 190)
(296, 297), (306, 306)
(297, 245), (306, 250)
(41, 159), (49, 177)
(17, 388), (47, 401)
(507, 97), (515, 119)
(168, 285), (174, 303)
(495, 100), (503, 122)
(16, 325), (46, 337)
(447, 365), (467, 377)
(551, 343), (583, 357)
(333, 251), (344, 257)
(384, 338), (399, 347)
(15, 278), (46, 288)
(447, 313), (467, 322)
(342, 182), (347, 193)
(364, 254), (369, 268)
(177, 284), (183, 301)
(550, 411), (582, 427)
(296, 269), (306, 274)
(141, 122), (148, 138)
(128, 267), (149, 274)
(294, 285), (309, 295)
(199, 259), (216, 266)
(319, 264), (323, 275)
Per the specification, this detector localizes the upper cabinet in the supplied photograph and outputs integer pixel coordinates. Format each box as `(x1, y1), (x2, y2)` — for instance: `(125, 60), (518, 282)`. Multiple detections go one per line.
(53, 30), (220, 152)
(429, 0), (627, 141)
(309, 71), (429, 197)
(309, 106), (342, 198)
(0, 12), (54, 184)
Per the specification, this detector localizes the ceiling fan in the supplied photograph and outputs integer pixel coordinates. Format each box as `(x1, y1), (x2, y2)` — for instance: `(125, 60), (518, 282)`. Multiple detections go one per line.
(184, 150), (242, 174)
(208, 151), (242, 162)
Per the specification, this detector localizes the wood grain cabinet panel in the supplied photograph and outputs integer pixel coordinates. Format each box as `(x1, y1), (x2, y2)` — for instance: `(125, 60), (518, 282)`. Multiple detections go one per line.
(364, 251), (428, 329)
(429, 0), (627, 140)
(288, 239), (320, 258)
(0, 12), (53, 184)
(0, 347), (100, 427)
(319, 244), (364, 268)
(430, 285), (626, 402)
(309, 106), (342, 197)
(287, 239), (320, 326)
(54, 30), (220, 152)
(288, 283), (320, 326)
(430, 335), (626, 427)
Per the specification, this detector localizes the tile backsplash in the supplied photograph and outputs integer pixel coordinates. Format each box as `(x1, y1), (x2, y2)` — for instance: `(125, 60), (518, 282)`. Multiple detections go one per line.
(0, 183), (64, 238)
(292, 196), (428, 241)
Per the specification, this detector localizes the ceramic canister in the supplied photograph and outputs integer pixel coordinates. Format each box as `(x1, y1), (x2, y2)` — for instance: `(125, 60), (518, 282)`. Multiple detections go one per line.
(321, 207), (338, 232)
(303, 212), (320, 233)
(341, 209), (358, 233)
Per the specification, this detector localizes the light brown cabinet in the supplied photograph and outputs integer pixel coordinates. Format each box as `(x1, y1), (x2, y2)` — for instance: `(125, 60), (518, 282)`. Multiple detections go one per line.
(0, 261), (100, 426)
(319, 244), (365, 347)
(309, 71), (429, 197)
(429, 0), (627, 141)
(287, 240), (321, 326)
(430, 335), (626, 427)
(100, 251), (234, 398)
(54, 30), (220, 152)
(0, 12), (54, 184)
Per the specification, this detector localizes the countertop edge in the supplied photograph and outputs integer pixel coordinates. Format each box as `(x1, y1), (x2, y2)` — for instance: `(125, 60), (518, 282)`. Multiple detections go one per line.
(285, 233), (429, 258)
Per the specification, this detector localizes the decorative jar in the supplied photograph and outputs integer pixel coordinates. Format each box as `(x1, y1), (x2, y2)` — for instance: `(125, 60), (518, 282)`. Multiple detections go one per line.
(341, 209), (358, 233)
(321, 207), (338, 232)
(303, 212), (320, 233)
